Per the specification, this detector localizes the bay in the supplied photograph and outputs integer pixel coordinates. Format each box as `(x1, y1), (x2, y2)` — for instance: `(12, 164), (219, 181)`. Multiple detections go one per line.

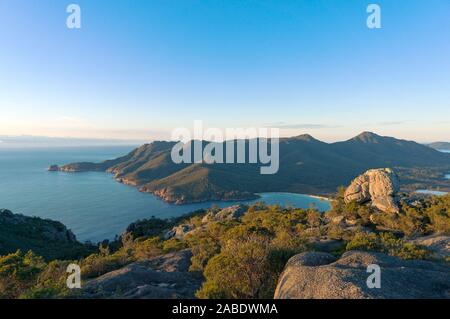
(0, 147), (330, 242)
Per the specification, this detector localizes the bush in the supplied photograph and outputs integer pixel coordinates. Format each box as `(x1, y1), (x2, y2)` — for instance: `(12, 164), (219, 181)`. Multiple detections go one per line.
(346, 232), (430, 260)
(186, 232), (221, 272)
(162, 238), (188, 252)
(134, 237), (163, 260)
(197, 233), (271, 299)
(425, 195), (450, 234)
(125, 217), (171, 239)
(81, 250), (133, 279)
(0, 250), (46, 299)
(346, 232), (379, 251)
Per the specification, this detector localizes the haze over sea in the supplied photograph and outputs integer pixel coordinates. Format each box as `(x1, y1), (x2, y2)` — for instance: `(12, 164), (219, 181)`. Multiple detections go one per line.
(0, 146), (330, 242)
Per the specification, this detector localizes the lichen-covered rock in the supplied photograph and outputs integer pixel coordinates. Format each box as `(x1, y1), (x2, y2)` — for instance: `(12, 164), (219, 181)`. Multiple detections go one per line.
(83, 249), (202, 299)
(201, 205), (248, 224)
(344, 168), (400, 213)
(166, 224), (195, 239)
(164, 205), (249, 240)
(274, 251), (450, 299)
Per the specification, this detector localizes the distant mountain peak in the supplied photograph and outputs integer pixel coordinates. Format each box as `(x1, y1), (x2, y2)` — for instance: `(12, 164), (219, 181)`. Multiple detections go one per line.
(351, 131), (383, 143)
(58, 131), (450, 204)
(291, 134), (321, 142)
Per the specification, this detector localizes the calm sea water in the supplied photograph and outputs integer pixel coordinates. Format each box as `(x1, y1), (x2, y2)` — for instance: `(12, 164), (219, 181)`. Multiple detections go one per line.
(415, 190), (448, 196)
(0, 147), (330, 242)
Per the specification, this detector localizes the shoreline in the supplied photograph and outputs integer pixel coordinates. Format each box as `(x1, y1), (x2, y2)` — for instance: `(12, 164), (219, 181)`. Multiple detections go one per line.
(255, 192), (332, 202)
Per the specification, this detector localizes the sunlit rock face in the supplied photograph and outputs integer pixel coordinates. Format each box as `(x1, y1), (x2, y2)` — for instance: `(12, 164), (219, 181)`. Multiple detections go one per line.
(344, 168), (400, 213)
(274, 251), (450, 299)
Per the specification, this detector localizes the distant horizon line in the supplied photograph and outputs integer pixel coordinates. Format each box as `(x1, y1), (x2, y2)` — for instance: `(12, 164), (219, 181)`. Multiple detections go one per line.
(0, 132), (448, 147)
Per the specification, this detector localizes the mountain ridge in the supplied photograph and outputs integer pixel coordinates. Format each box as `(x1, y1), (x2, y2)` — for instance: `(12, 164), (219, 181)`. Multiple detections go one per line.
(53, 132), (450, 204)
(429, 141), (450, 151)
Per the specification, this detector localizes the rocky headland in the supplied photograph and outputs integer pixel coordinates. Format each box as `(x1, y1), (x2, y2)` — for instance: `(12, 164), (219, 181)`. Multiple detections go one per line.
(0, 209), (93, 260)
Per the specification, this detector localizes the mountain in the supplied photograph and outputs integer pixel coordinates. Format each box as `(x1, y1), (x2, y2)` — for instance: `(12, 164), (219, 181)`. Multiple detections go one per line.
(429, 142), (450, 151)
(55, 132), (450, 204)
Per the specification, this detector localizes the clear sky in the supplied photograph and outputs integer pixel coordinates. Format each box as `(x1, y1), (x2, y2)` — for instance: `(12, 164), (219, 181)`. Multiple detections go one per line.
(0, 0), (449, 143)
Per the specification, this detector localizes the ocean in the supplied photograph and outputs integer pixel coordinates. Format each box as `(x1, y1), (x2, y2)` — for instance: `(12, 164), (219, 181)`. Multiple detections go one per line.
(0, 146), (330, 242)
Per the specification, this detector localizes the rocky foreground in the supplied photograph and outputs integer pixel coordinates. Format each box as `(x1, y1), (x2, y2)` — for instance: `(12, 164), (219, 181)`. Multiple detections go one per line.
(274, 250), (450, 299)
(1, 167), (449, 299)
(84, 250), (202, 299)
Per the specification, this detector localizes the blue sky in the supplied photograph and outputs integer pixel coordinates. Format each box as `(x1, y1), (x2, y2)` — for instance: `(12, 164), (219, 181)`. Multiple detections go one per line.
(0, 0), (449, 143)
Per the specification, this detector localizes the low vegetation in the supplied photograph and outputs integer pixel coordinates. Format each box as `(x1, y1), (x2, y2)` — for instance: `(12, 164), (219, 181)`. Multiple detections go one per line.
(0, 193), (449, 299)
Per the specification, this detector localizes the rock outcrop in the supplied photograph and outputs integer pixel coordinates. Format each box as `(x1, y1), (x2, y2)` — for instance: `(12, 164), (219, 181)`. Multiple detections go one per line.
(344, 168), (400, 213)
(201, 205), (248, 224)
(164, 205), (249, 240)
(83, 249), (202, 299)
(0, 209), (88, 260)
(163, 224), (195, 240)
(0, 209), (77, 243)
(274, 251), (450, 299)
(47, 165), (60, 171)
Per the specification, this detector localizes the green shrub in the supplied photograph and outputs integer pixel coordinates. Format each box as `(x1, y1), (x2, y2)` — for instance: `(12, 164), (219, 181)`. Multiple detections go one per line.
(20, 286), (67, 299)
(197, 233), (271, 299)
(346, 232), (430, 260)
(186, 232), (221, 272)
(162, 238), (188, 252)
(0, 250), (46, 299)
(81, 250), (133, 279)
(134, 237), (163, 260)
(346, 232), (380, 251)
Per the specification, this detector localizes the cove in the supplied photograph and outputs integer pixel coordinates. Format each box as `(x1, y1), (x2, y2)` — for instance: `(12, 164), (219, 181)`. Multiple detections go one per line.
(0, 147), (330, 242)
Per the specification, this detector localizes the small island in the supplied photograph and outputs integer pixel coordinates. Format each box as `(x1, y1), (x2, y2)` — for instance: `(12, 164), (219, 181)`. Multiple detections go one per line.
(47, 165), (60, 172)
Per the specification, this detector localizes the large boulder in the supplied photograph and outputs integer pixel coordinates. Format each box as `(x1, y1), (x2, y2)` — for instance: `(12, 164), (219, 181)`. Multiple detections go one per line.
(274, 251), (450, 299)
(344, 168), (400, 213)
(83, 249), (202, 299)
